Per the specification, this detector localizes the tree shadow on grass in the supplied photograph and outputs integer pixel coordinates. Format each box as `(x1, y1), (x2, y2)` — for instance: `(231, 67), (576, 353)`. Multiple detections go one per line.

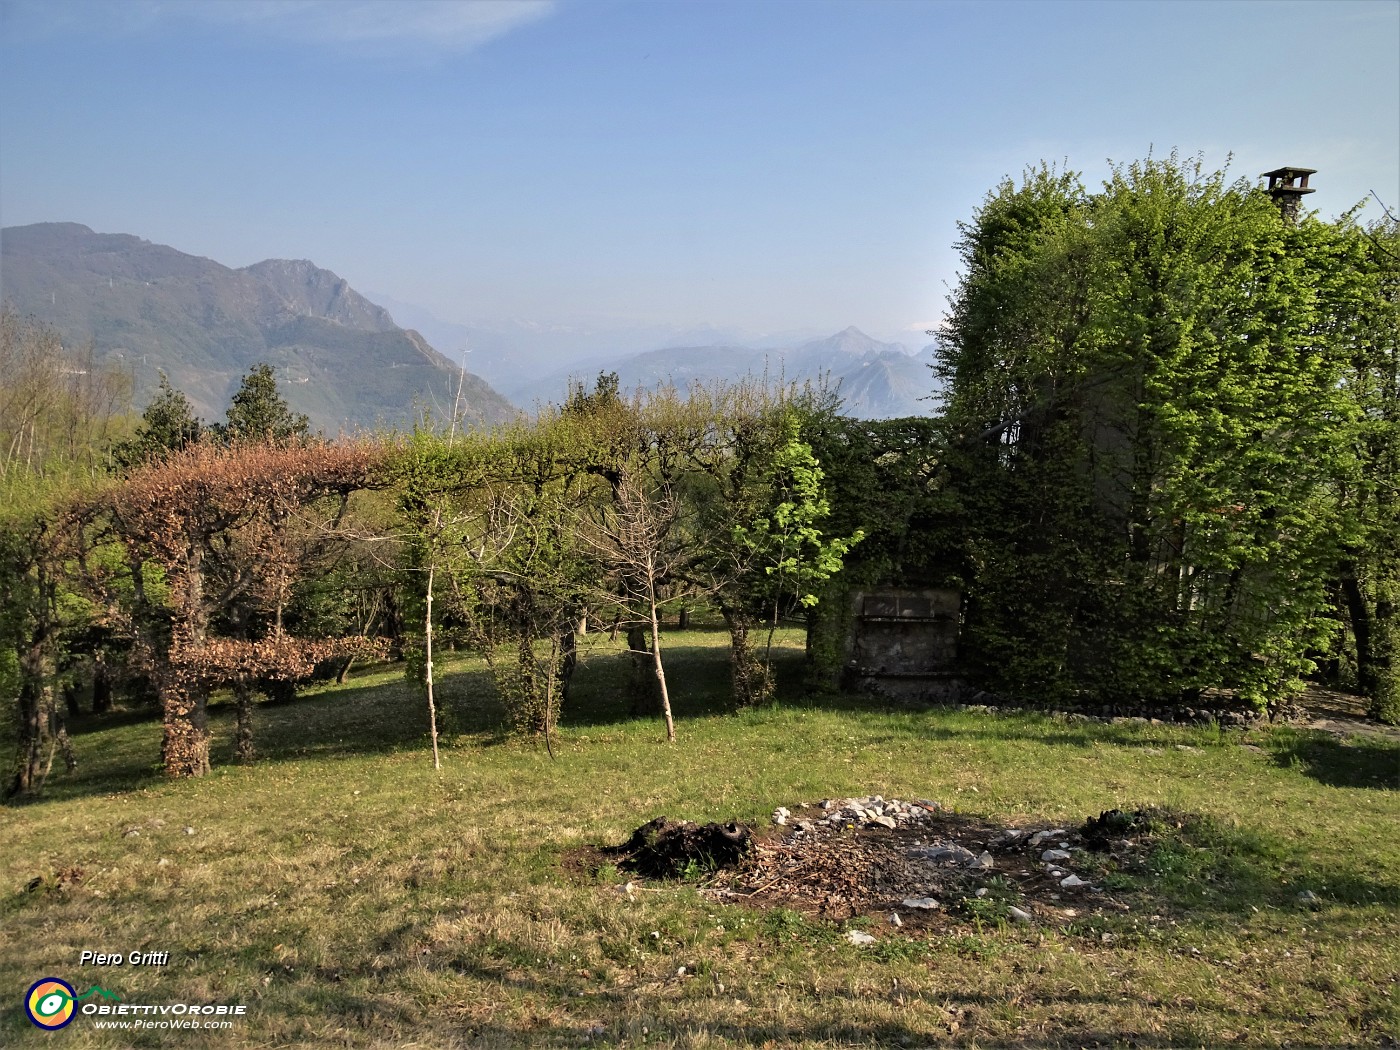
(283, 920), (1361, 1049)
(218, 664), (508, 765)
(1132, 811), (1400, 914)
(1265, 728), (1400, 790)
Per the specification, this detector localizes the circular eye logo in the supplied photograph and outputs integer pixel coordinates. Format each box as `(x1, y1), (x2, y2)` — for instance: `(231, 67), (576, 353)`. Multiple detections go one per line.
(25, 978), (77, 1029)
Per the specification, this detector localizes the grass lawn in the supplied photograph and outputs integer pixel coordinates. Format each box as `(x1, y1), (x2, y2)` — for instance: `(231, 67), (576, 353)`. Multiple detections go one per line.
(3, 626), (1398, 1048)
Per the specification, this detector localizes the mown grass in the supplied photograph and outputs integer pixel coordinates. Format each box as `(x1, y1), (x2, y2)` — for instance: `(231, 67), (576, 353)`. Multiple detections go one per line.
(2, 626), (1398, 1048)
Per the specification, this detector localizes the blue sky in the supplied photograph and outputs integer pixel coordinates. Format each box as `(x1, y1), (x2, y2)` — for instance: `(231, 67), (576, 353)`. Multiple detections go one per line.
(1, 0), (1397, 348)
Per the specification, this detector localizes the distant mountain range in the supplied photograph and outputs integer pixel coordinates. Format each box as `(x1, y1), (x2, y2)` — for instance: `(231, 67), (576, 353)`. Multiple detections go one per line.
(0, 222), (516, 433)
(511, 326), (941, 419)
(1, 221), (940, 429)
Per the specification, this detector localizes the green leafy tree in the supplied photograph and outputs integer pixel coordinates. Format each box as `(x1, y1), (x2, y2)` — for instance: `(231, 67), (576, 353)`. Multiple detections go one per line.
(690, 393), (862, 706)
(938, 155), (1365, 711)
(215, 363), (310, 445)
(1336, 213), (1400, 721)
(111, 375), (203, 470)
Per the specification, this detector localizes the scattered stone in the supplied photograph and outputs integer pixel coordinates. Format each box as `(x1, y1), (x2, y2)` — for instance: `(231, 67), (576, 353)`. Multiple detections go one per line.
(1008, 906), (1033, 923)
(845, 930), (877, 945)
(772, 807), (790, 826)
(1028, 830), (1066, 848)
(1297, 889), (1322, 908)
(914, 844), (975, 865)
(123, 828), (140, 838)
(967, 851), (994, 871)
(869, 815), (898, 830)
(1060, 874), (1089, 889)
(901, 897), (941, 910)
(183, 826), (195, 835)
(888, 912), (903, 927)
(1041, 848), (1072, 862)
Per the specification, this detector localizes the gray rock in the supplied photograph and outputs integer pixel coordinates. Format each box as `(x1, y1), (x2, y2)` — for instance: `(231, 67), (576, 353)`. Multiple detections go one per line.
(1008, 906), (1033, 923)
(1041, 848), (1072, 862)
(916, 844), (975, 865)
(901, 897), (940, 910)
(967, 851), (995, 871)
(845, 930), (877, 945)
(1060, 874), (1089, 888)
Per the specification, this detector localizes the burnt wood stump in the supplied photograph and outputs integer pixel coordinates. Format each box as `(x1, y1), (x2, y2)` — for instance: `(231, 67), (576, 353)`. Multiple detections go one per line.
(610, 817), (752, 878)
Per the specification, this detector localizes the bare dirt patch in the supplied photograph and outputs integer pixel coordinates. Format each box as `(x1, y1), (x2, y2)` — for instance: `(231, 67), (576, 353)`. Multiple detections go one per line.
(1293, 684), (1400, 741)
(586, 799), (1180, 936)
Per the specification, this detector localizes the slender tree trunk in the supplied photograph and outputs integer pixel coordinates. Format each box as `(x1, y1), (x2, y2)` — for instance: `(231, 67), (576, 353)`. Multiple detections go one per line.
(722, 605), (773, 707)
(162, 544), (212, 777)
(543, 636), (557, 761)
(234, 679), (256, 763)
(1338, 562), (1398, 722)
(9, 650), (51, 796)
(558, 627), (577, 706)
(92, 651), (112, 714)
(425, 562), (441, 770)
(645, 558), (676, 742)
(63, 681), (82, 718)
(160, 678), (211, 777)
(56, 720), (77, 773)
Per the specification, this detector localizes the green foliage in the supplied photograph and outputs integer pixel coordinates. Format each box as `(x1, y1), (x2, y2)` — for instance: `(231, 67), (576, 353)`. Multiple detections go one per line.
(214, 363), (310, 445)
(109, 375), (203, 470)
(731, 409), (863, 613)
(939, 155), (1368, 710)
(1335, 215), (1400, 722)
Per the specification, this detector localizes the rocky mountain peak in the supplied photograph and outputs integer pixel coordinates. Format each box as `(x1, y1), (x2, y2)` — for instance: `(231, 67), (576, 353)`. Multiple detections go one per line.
(240, 258), (398, 333)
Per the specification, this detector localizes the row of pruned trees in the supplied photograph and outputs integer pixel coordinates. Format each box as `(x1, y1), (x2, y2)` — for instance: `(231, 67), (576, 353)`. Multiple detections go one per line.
(393, 376), (860, 756)
(3, 356), (860, 793)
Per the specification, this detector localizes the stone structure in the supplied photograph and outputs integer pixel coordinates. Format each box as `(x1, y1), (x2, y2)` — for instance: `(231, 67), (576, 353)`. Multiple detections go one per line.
(1261, 166), (1316, 224)
(842, 586), (962, 701)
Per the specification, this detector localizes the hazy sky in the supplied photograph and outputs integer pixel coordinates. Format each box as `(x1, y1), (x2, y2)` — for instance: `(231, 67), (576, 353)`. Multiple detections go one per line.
(2, 0), (1397, 345)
